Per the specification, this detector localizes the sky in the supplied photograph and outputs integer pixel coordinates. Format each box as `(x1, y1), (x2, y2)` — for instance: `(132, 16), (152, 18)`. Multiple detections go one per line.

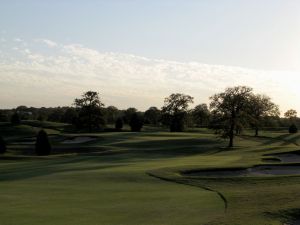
(1, 0), (300, 113)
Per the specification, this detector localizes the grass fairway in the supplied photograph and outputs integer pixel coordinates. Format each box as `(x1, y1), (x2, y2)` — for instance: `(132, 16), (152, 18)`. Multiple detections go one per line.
(1, 124), (300, 225)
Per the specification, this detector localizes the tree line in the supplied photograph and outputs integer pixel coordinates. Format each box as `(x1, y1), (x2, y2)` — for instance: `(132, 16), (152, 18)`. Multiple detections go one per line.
(1, 86), (299, 148)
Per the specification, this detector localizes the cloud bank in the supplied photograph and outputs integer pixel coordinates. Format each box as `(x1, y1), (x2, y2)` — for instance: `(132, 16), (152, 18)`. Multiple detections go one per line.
(0, 38), (299, 113)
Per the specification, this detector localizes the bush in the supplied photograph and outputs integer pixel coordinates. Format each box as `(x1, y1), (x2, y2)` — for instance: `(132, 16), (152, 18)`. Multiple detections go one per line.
(129, 113), (143, 132)
(35, 130), (51, 155)
(0, 136), (6, 154)
(289, 124), (298, 134)
(11, 113), (21, 125)
(115, 118), (123, 130)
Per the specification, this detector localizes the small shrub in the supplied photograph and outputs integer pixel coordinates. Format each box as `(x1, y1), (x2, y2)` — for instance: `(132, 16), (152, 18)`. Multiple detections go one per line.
(35, 130), (51, 155)
(129, 113), (143, 132)
(115, 118), (123, 130)
(289, 124), (298, 134)
(0, 136), (6, 154)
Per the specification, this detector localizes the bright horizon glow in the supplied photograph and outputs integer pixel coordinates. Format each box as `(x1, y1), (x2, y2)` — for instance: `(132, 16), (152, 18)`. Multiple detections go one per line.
(1, 1), (300, 114)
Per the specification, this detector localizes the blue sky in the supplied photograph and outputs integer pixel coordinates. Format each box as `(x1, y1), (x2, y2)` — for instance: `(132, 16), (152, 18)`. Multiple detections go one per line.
(1, 0), (300, 112)
(2, 0), (300, 70)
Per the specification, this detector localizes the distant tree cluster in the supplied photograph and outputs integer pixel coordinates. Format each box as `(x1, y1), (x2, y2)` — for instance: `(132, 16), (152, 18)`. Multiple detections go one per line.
(3, 87), (300, 148)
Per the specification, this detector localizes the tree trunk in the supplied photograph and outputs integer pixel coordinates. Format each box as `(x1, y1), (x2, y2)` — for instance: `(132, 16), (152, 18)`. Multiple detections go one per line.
(88, 111), (92, 132)
(255, 127), (259, 137)
(228, 123), (235, 148)
(229, 111), (235, 148)
(229, 130), (234, 148)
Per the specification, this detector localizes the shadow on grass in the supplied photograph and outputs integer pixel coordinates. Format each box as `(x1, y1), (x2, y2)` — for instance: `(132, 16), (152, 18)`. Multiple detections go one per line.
(0, 155), (128, 182)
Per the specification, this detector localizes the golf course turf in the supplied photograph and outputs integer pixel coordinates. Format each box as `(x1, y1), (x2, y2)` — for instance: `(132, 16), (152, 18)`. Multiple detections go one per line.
(1, 122), (300, 225)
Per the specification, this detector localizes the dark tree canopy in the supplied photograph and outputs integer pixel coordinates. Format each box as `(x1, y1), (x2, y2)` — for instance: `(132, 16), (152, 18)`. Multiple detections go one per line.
(162, 93), (194, 132)
(74, 91), (105, 132)
(129, 113), (143, 132)
(284, 109), (298, 133)
(48, 108), (64, 122)
(104, 106), (120, 124)
(192, 104), (210, 127)
(61, 108), (78, 124)
(0, 111), (9, 122)
(248, 94), (280, 136)
(210, 86), (253, 147)
(285, 109), (297, 120)
(11, 112), (21, 125)
(144, 107), (161, 125)
(0, 136), (6, 154)
(123, 108), (138, 124)
(35, 130), (51, 156)
(115, 117), (124, 130)
(162, 93), (194, 115)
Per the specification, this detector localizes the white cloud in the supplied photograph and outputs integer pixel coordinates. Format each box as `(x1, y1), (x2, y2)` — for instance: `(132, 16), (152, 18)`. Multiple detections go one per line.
(35, 39), (58, 47)
(0, 38), (300, 113)
(13, 38), (22, 42)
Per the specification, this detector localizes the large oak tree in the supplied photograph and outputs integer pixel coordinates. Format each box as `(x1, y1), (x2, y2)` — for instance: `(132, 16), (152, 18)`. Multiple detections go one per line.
(162, 93), (194, 132)
(210, 86), (253, 147)
(248, 94), (280, 136)
(74, 91), (105, 132)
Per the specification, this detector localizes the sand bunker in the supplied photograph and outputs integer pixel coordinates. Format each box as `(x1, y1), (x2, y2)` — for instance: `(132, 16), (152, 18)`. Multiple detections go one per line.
(284, 219), (300, 225)
(187, 164), (300, 177)
(62, 137), (97, 144)
(273, 153), (300, 163)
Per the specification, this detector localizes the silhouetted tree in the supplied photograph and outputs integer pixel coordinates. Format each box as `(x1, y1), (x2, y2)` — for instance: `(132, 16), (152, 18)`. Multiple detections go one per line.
(37, 107), (48, 121)
(48, 108), (64, 122)
(162, 93), (194, 132)
(144, 107), (161, 125)
(35, 130), (51, 156)
(11, 113), (21, 125)
(74, 91), (105, 132)
(104, 106), (120, 124)
(61, 108), (78, 124)
(248, 94), (280, 136)
(210, 86), (253, 148)
(115, 118), (124, 131)
(123, 108), (138, 124)
(192, 104), (210, 127)
(129, 113), (143, 132)
(0, 111), (9, 122)
(284, 109), (297, 120)
(0, 136), (6, 154)
(285, 109), (298, 133)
